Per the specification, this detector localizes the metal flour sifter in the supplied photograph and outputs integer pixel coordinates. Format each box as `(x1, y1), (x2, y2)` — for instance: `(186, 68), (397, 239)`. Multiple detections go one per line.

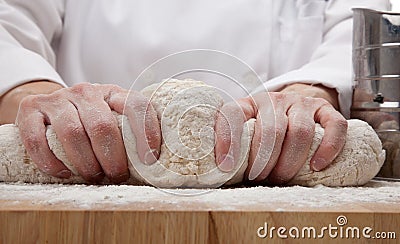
(352, 8), (400, 180)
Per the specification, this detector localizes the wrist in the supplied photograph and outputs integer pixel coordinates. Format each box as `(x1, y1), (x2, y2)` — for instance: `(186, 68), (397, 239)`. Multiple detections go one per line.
(0, 81), (63, 124)
(279, 83), (340, 110)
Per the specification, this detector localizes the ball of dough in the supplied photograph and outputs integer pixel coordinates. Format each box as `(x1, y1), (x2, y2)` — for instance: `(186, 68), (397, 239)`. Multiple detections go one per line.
(123, 79), (254, 188)
(42, 79), (385, 187)
(289, 120), (385, 186)
(124, 79), (385, 187)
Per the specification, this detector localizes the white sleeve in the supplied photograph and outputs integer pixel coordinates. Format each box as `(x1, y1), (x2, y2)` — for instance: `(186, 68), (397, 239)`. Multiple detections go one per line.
(260, 0), (391, 118)
(0, 0), (66, 96)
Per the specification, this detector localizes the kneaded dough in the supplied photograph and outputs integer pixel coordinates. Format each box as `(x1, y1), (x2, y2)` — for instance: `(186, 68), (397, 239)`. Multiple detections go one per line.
(289, 120), (385, 186)
(124, 79), (385, 187)
(0, 78), (385, 187)
(123, 79), (254, 188)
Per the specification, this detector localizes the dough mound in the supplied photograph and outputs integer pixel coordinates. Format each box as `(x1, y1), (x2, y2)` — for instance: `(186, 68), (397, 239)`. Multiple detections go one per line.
(124, 79), (385, 187)
(289, 120), (385, 186)
(123, 79), (254, 188)
(0, 79), (385, 187)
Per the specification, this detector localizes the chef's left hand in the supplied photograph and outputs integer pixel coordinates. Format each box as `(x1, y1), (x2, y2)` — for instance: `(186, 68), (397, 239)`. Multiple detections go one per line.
(214, 83), (348, 184)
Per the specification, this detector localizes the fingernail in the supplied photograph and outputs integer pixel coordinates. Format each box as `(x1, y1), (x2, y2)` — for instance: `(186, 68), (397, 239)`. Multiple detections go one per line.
(56, 170), (72, 179)
(312, 158), (326, 171)
(144, 149), (159, 165)
(217, 154), (235, 172)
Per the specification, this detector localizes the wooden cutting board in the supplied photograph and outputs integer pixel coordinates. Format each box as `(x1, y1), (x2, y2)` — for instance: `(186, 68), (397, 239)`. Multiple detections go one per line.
(0, 182), (399, 244)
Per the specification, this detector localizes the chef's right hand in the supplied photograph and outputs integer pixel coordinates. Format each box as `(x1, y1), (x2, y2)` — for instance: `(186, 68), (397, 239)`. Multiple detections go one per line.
(16, 83), (161, 183)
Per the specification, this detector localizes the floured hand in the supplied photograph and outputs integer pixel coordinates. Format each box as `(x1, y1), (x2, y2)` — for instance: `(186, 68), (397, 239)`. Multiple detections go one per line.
(16, 83), (161, 183)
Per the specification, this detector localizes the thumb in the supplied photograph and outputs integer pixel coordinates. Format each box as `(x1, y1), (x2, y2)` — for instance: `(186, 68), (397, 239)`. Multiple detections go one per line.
(215, 98), (254, 172)
(106, 86), (161, 165)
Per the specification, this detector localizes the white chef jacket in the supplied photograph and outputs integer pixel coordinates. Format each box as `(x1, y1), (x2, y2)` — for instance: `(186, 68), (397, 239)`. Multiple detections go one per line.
(0, 0), (391, 118)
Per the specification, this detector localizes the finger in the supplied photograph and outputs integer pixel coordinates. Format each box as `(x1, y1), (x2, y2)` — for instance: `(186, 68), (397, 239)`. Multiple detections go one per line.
(249, 109), (287, 182)
(46, 99), (104, 183)
(311, 102), (348, 171)
(268, 103), (315, 184)
(247, 92), (288, 181)
(16, 97), (71, 178)
(215, 99), (249, 172)
(72, 98), (129, 183)
(111, 89), (161, 165)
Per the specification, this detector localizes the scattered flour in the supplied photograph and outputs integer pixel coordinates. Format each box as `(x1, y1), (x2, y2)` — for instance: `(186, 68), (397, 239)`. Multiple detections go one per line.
(0, 180), (399, 210)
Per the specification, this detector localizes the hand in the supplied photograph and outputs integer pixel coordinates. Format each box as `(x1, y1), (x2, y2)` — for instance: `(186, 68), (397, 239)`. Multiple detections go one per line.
(215, 85), (347, 185)
(16, 83), (161, 183)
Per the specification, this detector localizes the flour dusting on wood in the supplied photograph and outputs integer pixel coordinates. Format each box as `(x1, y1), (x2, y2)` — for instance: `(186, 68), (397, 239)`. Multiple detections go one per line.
(0, 180), (399, 210)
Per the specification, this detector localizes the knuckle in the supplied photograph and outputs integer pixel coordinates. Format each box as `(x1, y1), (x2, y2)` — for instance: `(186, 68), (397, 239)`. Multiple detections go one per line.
(302, 96), (315, 106)
(271, 92), (286, 102)
(17, 100), (34, 118)
(107, 84), (124, 92)
(271, 92), (293, 109)
(48, 89), (65, 100)
(335, 117), (348, 131)
(291, 123), (314, 138)
(270, 92), (286, 107)
(63, 123), (86, 140)
(103, 84), (124, 95)
(69, 83), (92, 95)
(88, 119), (117, 136)
(20, 94), (45, 108)
(19, 95), (34, 107)
(314, 97), (330, 106)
